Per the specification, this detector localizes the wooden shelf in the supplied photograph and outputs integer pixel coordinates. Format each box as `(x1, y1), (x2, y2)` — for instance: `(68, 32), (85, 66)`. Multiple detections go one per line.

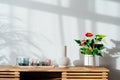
(0, 66), (109, 80)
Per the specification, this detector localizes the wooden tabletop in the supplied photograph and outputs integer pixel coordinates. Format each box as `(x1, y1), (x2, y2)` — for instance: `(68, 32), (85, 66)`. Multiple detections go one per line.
(0, 66), (109, 72)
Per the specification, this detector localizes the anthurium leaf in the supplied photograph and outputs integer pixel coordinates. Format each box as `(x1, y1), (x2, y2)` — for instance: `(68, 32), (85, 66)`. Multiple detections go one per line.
(90, 39), (94, 48)
(80, 47), (91, 55)
(81, 51), (85, 54)
(96, 34), (106, 38)
(98, 53), (103, 57)
(97, 44), (105, 50)
(75, 40), (81, 46)
(95, 34), (106, 41)
(80, 48), (85, 54)
(92, 49), (98, 56)
(100, 46), (105, 50)
(85, 39), (91, 47)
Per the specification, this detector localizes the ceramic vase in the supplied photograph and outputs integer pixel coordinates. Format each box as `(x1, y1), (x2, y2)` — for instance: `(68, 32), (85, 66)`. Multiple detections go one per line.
(58, 46), (70, 68)
(84, 55), (95, 66)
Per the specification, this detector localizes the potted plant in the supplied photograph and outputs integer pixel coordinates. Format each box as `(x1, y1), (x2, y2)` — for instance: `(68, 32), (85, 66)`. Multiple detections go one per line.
(75, 32), (106, 66)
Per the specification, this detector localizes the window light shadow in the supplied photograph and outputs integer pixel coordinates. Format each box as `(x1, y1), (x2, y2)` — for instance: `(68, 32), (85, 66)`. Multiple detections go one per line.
(95, 0), (120, 18)
(0, 16), (54, 65)
(1, 0), (120, 26)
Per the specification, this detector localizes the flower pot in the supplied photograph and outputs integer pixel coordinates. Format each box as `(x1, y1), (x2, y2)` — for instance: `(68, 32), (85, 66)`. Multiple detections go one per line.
(84, 55), (95, 66)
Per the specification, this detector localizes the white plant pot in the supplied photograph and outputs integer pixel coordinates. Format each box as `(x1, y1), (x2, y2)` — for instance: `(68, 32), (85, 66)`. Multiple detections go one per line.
(84, 55), (95, 66)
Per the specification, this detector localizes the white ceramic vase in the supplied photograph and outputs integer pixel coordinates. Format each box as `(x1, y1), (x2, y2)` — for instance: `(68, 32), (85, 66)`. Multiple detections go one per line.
(58, 56), (70, 68)
(58, 46), (70, 68)
(84, 55), (95, 66)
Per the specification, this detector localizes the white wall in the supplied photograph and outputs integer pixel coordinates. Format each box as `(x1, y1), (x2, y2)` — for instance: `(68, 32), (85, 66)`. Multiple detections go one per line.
(0, 0), (120, 79)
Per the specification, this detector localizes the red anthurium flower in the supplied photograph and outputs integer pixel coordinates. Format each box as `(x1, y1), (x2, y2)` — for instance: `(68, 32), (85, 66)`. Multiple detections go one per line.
(82, 40), (86, 46)
(85, 32), (93, 37)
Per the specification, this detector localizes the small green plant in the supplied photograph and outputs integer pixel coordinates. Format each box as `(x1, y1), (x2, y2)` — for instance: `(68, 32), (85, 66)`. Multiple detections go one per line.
(75, 32), (106, 56)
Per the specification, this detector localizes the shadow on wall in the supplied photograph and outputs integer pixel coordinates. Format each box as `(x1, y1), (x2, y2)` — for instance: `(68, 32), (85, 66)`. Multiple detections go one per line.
(99, 39), (120, 80)
(0, 16), (47, 65)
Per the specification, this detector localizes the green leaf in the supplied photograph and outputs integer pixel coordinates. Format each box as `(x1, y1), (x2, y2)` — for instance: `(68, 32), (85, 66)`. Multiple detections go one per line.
(98, 53), (103, 57)
(75, 40), (81, 46)
(80, 47), (92, 55)
(85, 39), (91, 47)
(90, 39), (94, 48)
(95, 34), (106, 42)
(81, 51), (85, 54)
(97, 44), (105, 50)
(92, 49), (98, 56)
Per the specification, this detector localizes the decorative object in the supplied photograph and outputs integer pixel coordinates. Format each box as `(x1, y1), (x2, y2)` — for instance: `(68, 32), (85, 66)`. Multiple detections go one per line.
(75, 32), (106, 66)
(58, 46), (70, 68)
(84, 55), (95, 66)
(16, 56), (29, 66)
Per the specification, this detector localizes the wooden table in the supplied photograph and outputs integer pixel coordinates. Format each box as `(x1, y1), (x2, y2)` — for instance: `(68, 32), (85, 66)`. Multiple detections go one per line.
(0, 66), (109, 80)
